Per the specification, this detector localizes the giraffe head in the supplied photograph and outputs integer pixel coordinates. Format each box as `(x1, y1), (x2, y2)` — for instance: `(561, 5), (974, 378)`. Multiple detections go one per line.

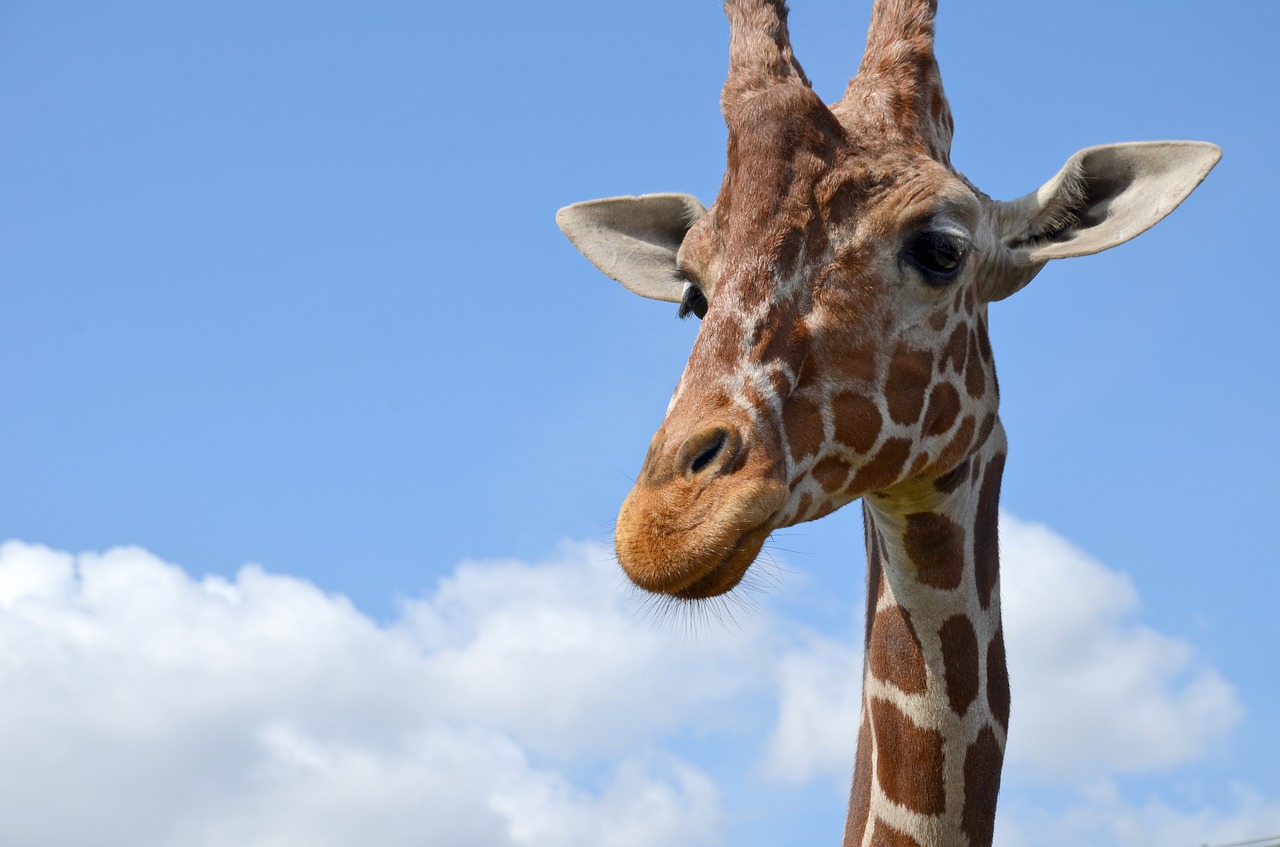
(558, 0), (1217, 601)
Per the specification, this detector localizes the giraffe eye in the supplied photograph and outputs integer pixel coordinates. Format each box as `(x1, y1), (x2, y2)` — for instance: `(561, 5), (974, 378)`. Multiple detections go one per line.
(678, 281), (708, 320)
(905, 231), (968, 283)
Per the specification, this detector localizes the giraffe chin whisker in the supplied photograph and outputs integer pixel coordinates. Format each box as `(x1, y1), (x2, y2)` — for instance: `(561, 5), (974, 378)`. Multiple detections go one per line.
(670, 524), (773, 600)
(614, 478), (787, 600)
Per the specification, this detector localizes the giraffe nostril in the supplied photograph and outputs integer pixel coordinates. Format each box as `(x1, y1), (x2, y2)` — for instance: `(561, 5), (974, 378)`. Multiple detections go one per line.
(690, 430), (728, 474)
(678, 425), (742, 479)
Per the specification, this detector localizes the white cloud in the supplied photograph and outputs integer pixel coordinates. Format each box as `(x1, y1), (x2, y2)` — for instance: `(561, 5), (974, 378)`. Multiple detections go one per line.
(177, 727), (721, 847)
(0, 540), (729, 847)
(758, 631), (862, 784)
(994, 779), (1280, 847)
(403, 546), (775, 758)
(999, 513), (1242, 778)
(0, 517), (1264, 847)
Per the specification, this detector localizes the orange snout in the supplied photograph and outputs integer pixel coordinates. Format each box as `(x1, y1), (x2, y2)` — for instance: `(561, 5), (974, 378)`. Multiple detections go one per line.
(615, 420), (788, 600)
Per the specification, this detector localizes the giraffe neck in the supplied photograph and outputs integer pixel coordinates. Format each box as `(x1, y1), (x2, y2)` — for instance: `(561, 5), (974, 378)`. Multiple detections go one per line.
(843, 423), (1010, 847)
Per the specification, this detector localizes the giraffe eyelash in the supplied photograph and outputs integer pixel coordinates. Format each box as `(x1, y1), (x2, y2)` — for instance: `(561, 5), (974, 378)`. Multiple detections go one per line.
(676, 272), (709, 320)
(903, 231), (970, 284)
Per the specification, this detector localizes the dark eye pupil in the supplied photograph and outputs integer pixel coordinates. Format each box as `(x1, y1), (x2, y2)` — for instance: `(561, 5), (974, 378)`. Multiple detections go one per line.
(678, 283), (708, 320)
(922, 242), (959, 270)
(907, 232), (966, 281)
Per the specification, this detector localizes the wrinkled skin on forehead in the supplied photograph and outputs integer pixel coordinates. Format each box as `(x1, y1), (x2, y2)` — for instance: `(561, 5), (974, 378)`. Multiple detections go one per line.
(618, 85), (999, 600)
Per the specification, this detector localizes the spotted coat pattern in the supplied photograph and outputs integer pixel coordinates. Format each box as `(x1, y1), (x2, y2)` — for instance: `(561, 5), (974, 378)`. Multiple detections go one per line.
(632, 2), (1013, 843)
(558, 0), (1217, 845)
(843, 426), (1009, 847)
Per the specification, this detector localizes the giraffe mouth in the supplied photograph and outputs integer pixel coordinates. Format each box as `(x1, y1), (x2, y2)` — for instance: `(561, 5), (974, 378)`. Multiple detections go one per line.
(615, 480), (786, 600)
(671, 523), (775, 600)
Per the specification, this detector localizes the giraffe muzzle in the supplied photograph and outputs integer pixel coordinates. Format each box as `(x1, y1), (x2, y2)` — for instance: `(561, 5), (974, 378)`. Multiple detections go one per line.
(616, 421), (788, 599)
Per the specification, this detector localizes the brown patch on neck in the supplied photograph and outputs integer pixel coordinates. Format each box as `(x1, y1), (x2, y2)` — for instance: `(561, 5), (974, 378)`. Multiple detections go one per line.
(939, 614), (980, 717)
(933, 456), (970, 494)
(902, 511), (965, 590)
(987, 627), (1011, 731)
(869, 605), (928, 695)
(972, 451), (1005, 610)
(961, 727), (1003, 847)
(863, 506), (886, 645)
(870, 698), (946, 815)
(868, 820), (924, 847)
(843, 715), (874, 847)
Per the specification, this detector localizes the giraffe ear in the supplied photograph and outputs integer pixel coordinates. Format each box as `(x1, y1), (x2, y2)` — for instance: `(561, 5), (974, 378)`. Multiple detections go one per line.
(556, 193), (707, 303)
(985, 141), (1221, 301)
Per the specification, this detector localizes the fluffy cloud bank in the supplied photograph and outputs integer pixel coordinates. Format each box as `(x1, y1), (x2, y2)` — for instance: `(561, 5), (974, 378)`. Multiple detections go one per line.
(995, 780), (1280, 847)
(0, 540), (731, 847)
(998, 516), (1242, 778)
(0, 516), (1263, 847)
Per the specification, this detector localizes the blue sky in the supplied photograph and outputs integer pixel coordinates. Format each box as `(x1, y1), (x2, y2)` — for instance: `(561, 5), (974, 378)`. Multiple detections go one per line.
(1, 2), (1277, 846)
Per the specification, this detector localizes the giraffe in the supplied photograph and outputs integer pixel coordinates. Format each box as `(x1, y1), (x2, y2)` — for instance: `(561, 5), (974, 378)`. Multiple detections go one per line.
(556, 1), (1218, 845)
